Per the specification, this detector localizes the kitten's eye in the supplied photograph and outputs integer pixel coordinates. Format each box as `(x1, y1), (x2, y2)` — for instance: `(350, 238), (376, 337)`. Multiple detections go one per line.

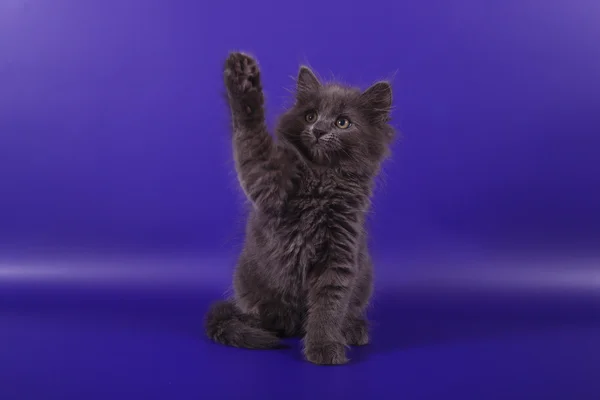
(305, 111), (317, 123)
(335, 117), (352, 129)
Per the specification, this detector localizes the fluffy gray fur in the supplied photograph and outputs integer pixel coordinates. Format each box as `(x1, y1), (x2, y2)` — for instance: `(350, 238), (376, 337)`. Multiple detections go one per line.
(205, 52), (395, 365)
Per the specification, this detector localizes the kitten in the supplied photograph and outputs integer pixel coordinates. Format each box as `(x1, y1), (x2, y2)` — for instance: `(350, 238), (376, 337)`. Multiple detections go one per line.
(205, 52), (395, 365)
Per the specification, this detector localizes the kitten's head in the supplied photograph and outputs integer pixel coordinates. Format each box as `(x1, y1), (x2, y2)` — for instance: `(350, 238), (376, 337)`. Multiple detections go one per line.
(277, 66), (395, 170)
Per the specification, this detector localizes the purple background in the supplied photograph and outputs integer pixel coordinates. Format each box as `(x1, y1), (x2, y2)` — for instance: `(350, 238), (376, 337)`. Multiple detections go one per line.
(1, 0), (599, 399)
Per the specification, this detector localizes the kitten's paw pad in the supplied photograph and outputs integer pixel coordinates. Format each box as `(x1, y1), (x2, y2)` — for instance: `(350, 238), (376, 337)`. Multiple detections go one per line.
(344, 318), (369, 346)
(224, 52), (261, 95)
(303, 342), (348, 365)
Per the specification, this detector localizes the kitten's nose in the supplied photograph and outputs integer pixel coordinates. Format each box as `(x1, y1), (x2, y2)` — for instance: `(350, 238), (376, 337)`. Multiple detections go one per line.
(313, 128), (327, 139)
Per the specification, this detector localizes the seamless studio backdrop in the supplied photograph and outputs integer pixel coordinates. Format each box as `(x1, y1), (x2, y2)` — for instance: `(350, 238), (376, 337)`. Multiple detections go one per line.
(1, 0), (599, 399)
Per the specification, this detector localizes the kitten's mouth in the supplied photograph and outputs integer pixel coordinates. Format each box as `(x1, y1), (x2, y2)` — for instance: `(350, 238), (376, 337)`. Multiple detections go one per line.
(289, 131), (333, 164)
(314, 133), (332, 143)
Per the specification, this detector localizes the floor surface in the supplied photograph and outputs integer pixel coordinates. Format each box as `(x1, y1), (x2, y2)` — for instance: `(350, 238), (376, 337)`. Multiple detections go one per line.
(1, 251), (599, 399)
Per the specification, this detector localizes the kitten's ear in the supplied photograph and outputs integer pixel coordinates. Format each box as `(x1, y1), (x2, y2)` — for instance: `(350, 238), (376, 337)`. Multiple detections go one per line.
(296, 66), (321, 97)
(360, 81), (393, 122)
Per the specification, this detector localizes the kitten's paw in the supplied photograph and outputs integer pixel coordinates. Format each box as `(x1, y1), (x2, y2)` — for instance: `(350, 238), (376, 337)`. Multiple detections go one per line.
(343, 318), (369, 346)
(224, 52), (262, 97)
(259, 302), (302, 338)
(303, 341), (348, 365)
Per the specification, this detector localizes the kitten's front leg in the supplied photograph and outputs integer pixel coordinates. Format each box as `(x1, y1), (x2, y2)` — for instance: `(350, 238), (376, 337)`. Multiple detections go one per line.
(224, 52), (265, 129)
(224, 52), (291, 212)
(303, 264), (356, 365)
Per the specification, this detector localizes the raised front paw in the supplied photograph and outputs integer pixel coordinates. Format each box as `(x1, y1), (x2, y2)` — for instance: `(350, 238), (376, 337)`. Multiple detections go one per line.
(224, 52), (262, 99)
(303, 340), (348, 365)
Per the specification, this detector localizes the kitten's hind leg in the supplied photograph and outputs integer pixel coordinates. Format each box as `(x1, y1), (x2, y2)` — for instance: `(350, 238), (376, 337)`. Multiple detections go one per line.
(204, 300), (281, 349)
(343, 253), (372, 346)
(343, 315), (369, 346)
(258, 300), (304, 338)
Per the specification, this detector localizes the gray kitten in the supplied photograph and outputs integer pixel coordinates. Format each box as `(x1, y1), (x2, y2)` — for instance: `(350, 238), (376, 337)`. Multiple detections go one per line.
(205, 52), (395, 365)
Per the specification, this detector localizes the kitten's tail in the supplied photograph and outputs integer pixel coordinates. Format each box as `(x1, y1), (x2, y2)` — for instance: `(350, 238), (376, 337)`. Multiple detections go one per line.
(204, 300), (280, 349)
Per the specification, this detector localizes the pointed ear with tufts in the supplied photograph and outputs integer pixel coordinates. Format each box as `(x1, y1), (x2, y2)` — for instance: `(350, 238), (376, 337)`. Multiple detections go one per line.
(360, 81), (393, 123)
(296, 66), (321, 100)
